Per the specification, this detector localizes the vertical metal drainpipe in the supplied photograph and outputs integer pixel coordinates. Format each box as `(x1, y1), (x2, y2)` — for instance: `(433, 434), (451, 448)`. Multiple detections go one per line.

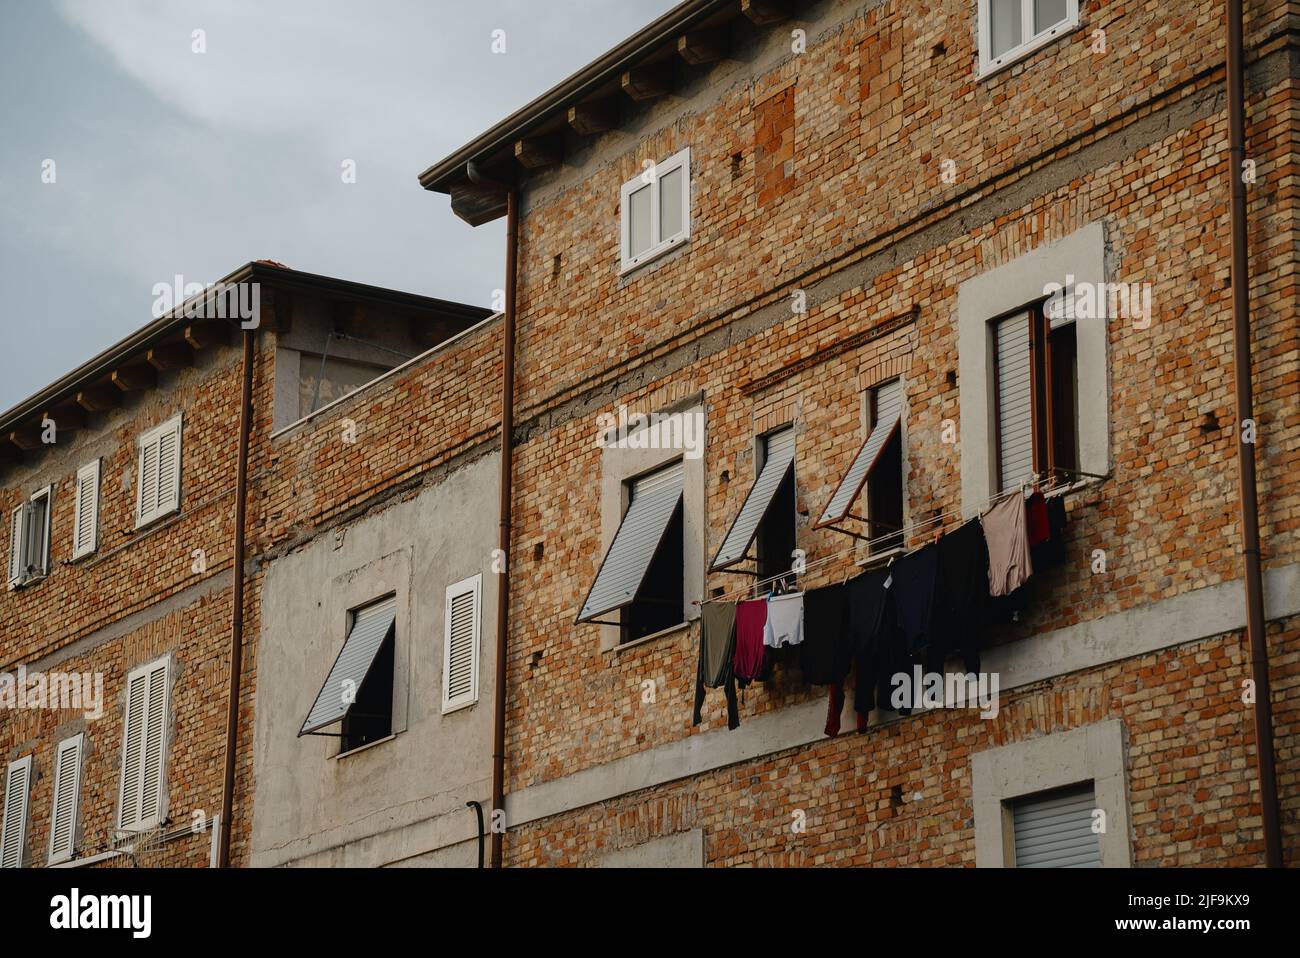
(1226, 0), (1282, 867)
(468, 161), (518, 870)
(219, 327), (255, 868)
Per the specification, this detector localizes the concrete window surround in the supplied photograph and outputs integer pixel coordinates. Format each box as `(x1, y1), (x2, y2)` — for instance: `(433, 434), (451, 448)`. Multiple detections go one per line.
(597, 400), (706, 653)
(957, 222), (1111, 516)
(971, 718), (1132, 867)
(321, 552), (412, 756)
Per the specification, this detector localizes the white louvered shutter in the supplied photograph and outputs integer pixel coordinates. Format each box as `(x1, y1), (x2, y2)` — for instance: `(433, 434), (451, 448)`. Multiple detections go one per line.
(119, 659), (169, 830)
(995, 313), (1034, 492)
(72, 461), (100, 559)
(137, 415), (182, 526)
(155, 419), (181, 517)
(140, 661), (169, 826)
(0, 756), (32, 868)
(137, 434), (159, 523)
(1012, 783), (1101, 868)
(7, 505), (24, 588)
(48, 735), (84, 863)
(443, 575), (481, 713)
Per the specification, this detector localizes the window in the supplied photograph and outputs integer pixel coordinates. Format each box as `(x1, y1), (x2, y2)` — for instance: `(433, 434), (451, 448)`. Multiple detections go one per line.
(970, 718), (1130, 867)
(956, 223), (1108, 515)
(72, 460), (100, 560)
(1010, 782), (1100, 868)
(754, 430), (797, 580)
(992, 301), (1078, 492)
(0, 756), (32, 868)
(300, 596), (397, 754)
(711, 427), (796, 576)
(577, 461), (685, 644)
(48, 734), (84, 864)
(442, 575), (482, 713)
(118, 657), (170, 832)
(978, 0), (1079, 76)
(7, 485), (52, 589)
(136, 414), (182, 527)
(816, 381), (904, 552)
(620, 147), (691, 272)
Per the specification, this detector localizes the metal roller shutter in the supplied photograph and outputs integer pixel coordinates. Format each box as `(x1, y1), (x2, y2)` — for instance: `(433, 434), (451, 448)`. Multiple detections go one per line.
(711, 428), (795, 570)
(577, 462), (684, 623)
(1012, 782), (1101, 868)
(995, 313), (1034, 491)
(300, 597), (398, 735)
(818, 381), (903, 526)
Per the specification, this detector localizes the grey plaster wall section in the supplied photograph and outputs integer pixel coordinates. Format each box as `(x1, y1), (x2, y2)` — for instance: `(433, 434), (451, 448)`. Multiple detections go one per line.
(597, 400), (706, 651)
(250, 451), (500, 867)
(957, 222), (1110, 515)
(971, 719), (1131, 867)
(507, 48), (1300, 448)
(501, 563), (1300, 832)
(596, 828), (704, 868)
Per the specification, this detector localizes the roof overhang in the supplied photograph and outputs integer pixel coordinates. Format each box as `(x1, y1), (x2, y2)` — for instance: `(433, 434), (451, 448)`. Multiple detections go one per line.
(418, 0), (802, 225)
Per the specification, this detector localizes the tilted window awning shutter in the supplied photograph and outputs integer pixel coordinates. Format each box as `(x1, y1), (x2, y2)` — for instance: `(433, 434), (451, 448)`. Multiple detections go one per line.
(816, 381), (903, 527)
(710, 428), (795, 571)
(576, 462), (684, 624)
(300, 596), (398, 735)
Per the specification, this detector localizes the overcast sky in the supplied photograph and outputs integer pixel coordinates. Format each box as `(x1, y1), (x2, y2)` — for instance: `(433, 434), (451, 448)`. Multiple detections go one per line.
(0, 0), (677, 412)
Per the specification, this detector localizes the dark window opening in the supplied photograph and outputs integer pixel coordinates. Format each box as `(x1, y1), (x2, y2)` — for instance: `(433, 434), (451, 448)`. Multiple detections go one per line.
(867, 430), (903, 552)
(340, 625), (394, 753)
(623, 501), (684, 644)
(756, 466), (796, 581)
(1047, 323), (1079, 474)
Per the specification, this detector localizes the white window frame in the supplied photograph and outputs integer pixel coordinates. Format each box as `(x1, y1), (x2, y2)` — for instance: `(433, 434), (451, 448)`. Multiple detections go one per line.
(48, 733), (84, 865)
(72, 459), (101, 560)
(136, 414), (183, 529)
(977, 0), (1080, 78)
(7, 485), (52, 589)
(0, 755), (32, 868)
(442, 574), (482, 714)
(619, 147), (692, 274)
(117, 656), (171, 833)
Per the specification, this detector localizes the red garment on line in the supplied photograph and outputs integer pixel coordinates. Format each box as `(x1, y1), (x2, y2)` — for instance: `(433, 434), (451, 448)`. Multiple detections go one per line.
(733, 599), (769, 682)
(1026, 490), (1050, 547)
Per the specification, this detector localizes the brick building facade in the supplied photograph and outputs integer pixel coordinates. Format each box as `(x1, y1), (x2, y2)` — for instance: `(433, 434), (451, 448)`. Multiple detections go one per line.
(2, 0), (1296, 871)
(0, 264), (493, 867)
(421, 0), (1299, 866)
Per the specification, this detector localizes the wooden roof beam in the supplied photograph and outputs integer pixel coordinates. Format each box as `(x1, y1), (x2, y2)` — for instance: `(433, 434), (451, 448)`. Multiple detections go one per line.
(76, 384), (121, 413)
(513, 134), (563, 170)
(742, 0), (791, 25)
(185, 320), (231, 350)
(567, 99), (617, 137)
(677, 28), (730, 65)
(111, 363), (157, 393)
(621, 63), (673, 101)
(146, 342), (193, 371)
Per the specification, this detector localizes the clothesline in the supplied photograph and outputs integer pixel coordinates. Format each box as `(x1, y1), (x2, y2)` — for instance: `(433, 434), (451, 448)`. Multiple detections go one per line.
(697, 472), (1080, 606)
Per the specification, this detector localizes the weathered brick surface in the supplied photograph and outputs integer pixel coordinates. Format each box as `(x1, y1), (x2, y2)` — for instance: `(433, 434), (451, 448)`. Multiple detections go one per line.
(499, 0), (1299, 865)
(506, 620), (1300, 867)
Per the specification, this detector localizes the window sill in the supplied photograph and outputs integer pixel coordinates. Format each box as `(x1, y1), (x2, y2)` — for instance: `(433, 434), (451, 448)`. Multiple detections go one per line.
(620, 233), (690, 277)
(611, 621), (689, 654)
(977, 18), (1080, 81)
(855, 546), (905, 569)
(333, 733), (396, 760)
(135, 507), (181, 532)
